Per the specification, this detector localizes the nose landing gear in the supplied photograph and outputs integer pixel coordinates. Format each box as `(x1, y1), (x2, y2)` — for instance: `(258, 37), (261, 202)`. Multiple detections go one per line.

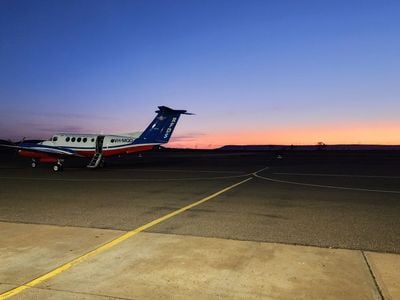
(31, 159), (37, 168)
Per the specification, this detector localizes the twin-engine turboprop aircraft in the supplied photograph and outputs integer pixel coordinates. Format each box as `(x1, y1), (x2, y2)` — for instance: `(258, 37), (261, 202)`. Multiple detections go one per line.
(0, 106), (191, 171)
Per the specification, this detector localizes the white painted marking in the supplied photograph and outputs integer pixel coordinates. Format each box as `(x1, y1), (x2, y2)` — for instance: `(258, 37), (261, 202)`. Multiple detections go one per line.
(252, 166), (270, 175)
(254, 173), (400, 194)
(274, 172), (400, 179)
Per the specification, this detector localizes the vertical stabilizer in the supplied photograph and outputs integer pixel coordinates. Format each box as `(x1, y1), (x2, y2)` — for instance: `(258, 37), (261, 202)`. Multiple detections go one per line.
(135, 106), (192, 144)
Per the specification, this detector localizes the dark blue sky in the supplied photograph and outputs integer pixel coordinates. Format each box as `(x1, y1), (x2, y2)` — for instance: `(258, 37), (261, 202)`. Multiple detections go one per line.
(1, 0), (399, 147)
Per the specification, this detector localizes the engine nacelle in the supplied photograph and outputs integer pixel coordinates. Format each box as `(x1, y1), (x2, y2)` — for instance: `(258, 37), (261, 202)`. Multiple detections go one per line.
(38, 157), (58, 163)
(18, 150), (58, 163)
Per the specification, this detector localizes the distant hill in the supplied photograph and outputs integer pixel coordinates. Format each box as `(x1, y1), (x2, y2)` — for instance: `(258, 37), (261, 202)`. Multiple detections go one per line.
(219, 144), (400, 151)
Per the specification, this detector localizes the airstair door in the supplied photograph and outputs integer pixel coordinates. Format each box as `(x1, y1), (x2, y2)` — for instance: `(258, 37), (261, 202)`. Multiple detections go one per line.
(95, 135), (105, 154)
(87, 135), (105, 168)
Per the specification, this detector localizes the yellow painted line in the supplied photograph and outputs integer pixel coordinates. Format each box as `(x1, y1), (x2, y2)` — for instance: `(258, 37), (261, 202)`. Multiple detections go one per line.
(0, 177), (252, 299)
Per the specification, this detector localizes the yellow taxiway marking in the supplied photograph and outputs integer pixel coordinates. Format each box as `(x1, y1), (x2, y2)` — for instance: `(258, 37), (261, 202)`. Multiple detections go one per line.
(0, 177), (252, 299)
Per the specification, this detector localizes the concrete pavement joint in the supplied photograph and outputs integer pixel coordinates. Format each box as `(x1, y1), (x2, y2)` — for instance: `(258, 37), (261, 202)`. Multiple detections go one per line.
(146, 231), (400, 255)
(0, 219), (128, 233)
(0, 177), (253, 299)
(1, 224), (397, 299)
(21, 285), (134, 300)
(3, 219), (398, 255)
(2, 162), (397, 298)
(362, 251), (384, 300)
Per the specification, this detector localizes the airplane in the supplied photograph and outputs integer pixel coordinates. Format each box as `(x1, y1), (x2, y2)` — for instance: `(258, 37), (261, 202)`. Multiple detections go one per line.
(0, 106), (192, 171)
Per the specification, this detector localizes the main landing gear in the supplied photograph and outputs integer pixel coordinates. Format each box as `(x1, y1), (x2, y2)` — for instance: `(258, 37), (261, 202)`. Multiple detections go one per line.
(30, 158), (64, 171)
(53, 159), (64, 172)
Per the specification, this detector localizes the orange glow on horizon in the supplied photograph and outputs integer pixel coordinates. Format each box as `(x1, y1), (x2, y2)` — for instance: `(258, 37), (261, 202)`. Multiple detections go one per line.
(168, 121), (400, 149)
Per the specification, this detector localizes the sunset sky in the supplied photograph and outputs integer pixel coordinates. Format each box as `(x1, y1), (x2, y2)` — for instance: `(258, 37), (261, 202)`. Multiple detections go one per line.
(1, 0), (400, 148)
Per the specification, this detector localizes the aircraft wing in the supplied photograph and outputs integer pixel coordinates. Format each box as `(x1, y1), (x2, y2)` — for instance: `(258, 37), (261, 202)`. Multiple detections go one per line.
(0, 143), (82, 157)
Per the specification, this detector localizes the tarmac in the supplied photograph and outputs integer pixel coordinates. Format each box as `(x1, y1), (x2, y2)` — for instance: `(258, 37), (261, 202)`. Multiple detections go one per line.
(0, 149), (399, 299)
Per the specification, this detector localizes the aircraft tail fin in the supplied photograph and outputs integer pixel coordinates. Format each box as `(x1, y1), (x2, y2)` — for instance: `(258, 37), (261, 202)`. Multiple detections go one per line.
(135, 106), (192, 144)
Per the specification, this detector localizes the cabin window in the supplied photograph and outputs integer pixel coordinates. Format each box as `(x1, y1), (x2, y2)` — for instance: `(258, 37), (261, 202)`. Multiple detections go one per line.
(52, 136), (58, 142)
(83, 137), (87, 143)
(66, 137), (70, 142)
(77, 137), (82, 142)
(111, 139), (115, 143)
(71, 137), (76, 142)
(91, 138), (95, 142)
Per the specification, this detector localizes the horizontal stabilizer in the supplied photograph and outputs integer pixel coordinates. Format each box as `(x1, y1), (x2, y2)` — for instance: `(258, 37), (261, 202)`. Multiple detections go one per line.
(156, 106), (194, 115)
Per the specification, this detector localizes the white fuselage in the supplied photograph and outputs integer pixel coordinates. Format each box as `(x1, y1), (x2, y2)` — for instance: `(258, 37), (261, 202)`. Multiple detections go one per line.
(40, 133), (158, 157)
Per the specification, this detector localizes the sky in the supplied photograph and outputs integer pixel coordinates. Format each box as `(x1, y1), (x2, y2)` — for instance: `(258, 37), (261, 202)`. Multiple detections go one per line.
(1, 0), (400, 148)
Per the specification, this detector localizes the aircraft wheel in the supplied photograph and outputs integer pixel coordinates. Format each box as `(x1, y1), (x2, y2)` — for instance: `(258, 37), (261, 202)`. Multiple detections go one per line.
(53, 164), (63, 172)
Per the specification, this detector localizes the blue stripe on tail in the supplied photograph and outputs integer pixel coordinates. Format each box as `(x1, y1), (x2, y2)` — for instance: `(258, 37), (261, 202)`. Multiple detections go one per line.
(134, 106), (192, 144)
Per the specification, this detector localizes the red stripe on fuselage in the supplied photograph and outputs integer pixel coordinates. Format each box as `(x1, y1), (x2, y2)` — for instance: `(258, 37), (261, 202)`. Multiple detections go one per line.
(76, 144), (155, 157)
(18, 145), (156, 162)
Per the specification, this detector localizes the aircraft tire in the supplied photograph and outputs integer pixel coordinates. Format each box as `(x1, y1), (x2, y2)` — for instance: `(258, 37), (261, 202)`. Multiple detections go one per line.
(53, 164), (62, 172)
